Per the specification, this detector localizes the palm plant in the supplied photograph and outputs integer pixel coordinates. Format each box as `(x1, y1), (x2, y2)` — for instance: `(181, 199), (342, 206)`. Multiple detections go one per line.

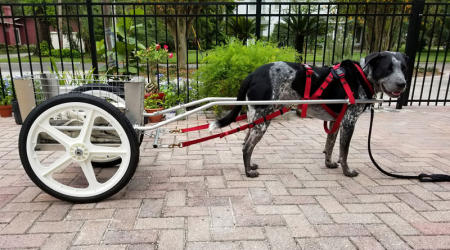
(271, 7), (321, 55)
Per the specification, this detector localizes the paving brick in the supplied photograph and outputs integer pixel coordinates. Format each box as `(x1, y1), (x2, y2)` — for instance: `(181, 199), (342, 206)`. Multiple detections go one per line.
(421, 211), (450, 222)
(164, 206), (209, 217)
(29, 220), (84, 233)
(315, 195), (346, 213)
(166, 190), (186, 206)
(272, 195), (316, 205)
(299, 204), (333, 224)
(211, 227), (265, 241)
(74, 220), (109, 245)
(289, 188), (330, 196)
(1, 202), (49, 212)
(0, 211), (41, 234)
(366, 224), (411, 250)
(210, 206), (234, 227)
(41, 232), (75, 250)
(404, 235), (450, 249)
(158, 229), (184, 250)
(66, 209), (114, 220)
(187, 216), (210, 241)
(38, 203), (71, 221)
(135, 217), (184, 229)
(297, 237), (356, 250)
(265, 181), (289, 195)
(356, 194), (399, 203)
(95, 199), (142, 208)
(349, 236), (385, 250)
(206, 176), (226, 188)
(343, 203), (391, 213)
(387, 202), (428, 223)
(396, 193), (435, 211)
(187, 241), (240, 250)
(11, 187), (41, 202)
(255, 205), (300, 215)
(235, 215), (285, 227)
(331, 213), (381, 224)
(315, 224), (370, 237)
(209, 188), (248, 197)
(377, 213), (419, 235)
(412, 222), (450, 235)
(0, 233), (49, 248)
(103, 230), (158, 244)
(240, 240), (269, 250)
(227, 180), (265, 188)
(139, 199), (164, 218)
(264, 226), (298, 250)
(283, 214), (318, 237)
(110, 208), (139, 230)
(249, 188), (272, 205)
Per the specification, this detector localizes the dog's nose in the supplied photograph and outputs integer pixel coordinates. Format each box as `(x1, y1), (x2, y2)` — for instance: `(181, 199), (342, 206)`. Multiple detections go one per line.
(397, 82), (406, 89)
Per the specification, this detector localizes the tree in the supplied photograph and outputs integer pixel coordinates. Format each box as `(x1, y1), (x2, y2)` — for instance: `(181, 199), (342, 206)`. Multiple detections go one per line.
(270, 6), (323, 54)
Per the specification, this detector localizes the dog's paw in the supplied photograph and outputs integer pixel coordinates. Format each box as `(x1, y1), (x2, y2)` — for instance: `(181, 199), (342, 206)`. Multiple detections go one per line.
(325, 161), (339, 169)
(344, 170), (359, 177)
(208, 121), (219, 132)
(250, 163), (259, 170)
(246, 170), (259, 178)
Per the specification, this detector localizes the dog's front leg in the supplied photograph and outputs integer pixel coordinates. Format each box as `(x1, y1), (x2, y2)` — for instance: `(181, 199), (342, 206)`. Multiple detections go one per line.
(338, 117), (359, 177)
(324, 121), (339, 169)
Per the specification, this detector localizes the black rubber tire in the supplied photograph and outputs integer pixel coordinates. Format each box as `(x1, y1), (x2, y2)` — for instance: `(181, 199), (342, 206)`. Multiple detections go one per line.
(71, 83), (124, 98)
(19, 93), (140, 203)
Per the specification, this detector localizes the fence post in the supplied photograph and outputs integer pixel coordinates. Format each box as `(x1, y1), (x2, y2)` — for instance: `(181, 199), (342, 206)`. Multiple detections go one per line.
(86, 0), (99, 75)
(396, 0), (425, 109)
(255, 0), (262, 40)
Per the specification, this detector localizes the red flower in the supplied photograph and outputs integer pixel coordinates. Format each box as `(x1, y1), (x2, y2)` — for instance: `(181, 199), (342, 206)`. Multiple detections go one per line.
(163, 44), (169, 50)
(155, 44), (161, 50)
(168, 53), (174, 59)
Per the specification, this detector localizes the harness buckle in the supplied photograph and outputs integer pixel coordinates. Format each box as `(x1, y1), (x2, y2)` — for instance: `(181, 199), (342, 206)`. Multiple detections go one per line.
(168, 143), (181, 148)
(334, 67), (345, 78)
(169, 128), (182, 133)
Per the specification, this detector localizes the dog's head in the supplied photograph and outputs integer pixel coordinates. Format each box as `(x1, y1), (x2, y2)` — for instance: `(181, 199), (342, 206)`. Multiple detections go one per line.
(360, 51), (408, 98)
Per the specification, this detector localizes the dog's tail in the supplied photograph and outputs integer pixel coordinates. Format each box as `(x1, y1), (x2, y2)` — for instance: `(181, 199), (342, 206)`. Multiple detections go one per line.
(209, 76), (250, 131)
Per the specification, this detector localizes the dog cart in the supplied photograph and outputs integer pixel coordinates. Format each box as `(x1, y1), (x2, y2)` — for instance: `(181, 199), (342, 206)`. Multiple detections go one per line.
(15, 75), (382, 203)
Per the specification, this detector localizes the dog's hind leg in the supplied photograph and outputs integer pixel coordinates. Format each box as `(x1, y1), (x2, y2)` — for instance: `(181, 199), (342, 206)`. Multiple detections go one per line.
(242, 120), (269, 178)
(323, 121), (339, 169)
(338, 116), (359, 177)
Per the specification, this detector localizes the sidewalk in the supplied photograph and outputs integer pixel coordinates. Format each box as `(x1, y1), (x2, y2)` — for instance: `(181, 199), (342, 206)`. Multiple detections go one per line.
(0, 106), (449, 249)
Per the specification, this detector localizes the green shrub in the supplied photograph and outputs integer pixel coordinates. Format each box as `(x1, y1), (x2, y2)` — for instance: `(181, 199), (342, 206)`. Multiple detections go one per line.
(196, 38), (298, 101)
(51, 48), (81, 58)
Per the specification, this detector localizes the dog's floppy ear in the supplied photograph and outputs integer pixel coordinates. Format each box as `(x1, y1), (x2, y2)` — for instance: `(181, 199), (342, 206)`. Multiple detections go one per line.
(400, 52), (410, 64)
(364, 52), (382, 68)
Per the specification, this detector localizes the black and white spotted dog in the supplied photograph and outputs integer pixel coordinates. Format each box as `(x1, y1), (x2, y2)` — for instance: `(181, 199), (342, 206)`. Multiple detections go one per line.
(210, 51), (408, 178)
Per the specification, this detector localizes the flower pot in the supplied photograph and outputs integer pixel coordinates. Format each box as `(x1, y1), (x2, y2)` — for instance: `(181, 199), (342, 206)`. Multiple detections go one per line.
(0, 105), (13, 117)
(145, 107), (164, 123)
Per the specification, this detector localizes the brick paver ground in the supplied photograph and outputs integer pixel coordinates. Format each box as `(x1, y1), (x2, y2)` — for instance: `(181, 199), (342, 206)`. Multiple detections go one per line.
(0, 106), (449, 249)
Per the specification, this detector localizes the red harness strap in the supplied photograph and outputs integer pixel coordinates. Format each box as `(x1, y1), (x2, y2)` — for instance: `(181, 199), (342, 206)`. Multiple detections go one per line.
(299, 64), (314, 118)
(180, 107), (291, 148)
(180, 113), (248, 133)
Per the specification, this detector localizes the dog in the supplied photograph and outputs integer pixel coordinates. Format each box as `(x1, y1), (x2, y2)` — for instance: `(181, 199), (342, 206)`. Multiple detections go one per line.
(209, 51), (408, 178)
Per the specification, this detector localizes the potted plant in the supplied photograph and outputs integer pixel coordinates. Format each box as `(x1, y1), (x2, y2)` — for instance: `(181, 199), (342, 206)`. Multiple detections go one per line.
(136, 44), (173, 93)
(144, 93), (164, 123)
(0, 95), (13, 117)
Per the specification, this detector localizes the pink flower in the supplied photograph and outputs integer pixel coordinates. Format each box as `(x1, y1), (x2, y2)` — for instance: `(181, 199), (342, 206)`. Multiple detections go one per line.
(168, 53), (174, 59)
(155, 44), (161, 50)
(163, 44), (169, 50)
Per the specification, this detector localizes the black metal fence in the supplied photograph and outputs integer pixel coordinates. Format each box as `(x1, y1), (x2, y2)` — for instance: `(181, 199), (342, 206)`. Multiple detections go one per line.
(0, 1), (448, 107)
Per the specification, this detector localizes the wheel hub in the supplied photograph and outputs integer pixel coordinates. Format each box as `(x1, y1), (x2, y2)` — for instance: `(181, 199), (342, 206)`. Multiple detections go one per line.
(70, 143), (89, 161)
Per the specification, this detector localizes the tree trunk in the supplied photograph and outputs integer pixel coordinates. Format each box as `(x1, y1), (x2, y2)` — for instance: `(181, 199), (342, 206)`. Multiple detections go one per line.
(102, 0), (114, 66)
(168, 19), (188, 69)
(37, 19), (52, 48)
(57, 0), (63, 49)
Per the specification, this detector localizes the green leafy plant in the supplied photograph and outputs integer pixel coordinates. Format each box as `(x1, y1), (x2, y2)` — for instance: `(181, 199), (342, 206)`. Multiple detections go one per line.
(160, 84), (184, 109)
(144, 94), (163, 109)
(0, 95), (13, 106)
(195, 38), (298, 104)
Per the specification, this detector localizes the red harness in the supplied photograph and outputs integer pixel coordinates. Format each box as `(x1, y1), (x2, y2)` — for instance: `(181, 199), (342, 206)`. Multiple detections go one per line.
(169, 63), (374, 148)
(300, 63), (374, 134)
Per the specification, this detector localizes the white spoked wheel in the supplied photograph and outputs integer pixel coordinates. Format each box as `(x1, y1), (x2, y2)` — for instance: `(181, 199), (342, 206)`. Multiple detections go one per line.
(19, 93), (139, 203)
